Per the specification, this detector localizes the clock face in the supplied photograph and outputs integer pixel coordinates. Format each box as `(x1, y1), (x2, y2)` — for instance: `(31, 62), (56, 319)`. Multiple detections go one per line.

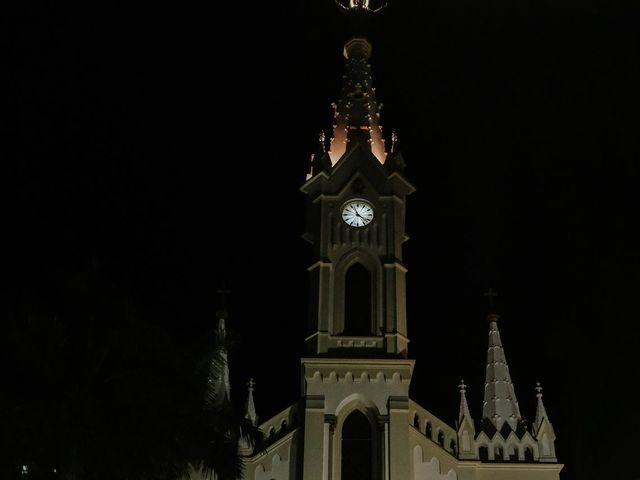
(341, 200), (374, 227)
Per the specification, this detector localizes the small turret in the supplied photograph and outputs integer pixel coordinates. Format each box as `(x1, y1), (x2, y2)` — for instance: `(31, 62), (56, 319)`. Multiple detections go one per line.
(244, 378), (258, 427)
(456, 380), (477, 460)
(307, 131), (332, 180)
(532, 382), (558, 462)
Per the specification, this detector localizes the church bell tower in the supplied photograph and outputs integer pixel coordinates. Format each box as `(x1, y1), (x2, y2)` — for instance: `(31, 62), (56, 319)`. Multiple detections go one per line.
(226, 4), (561, 480)
(301, 35), (414, 358)
(298, 5), (417, 480)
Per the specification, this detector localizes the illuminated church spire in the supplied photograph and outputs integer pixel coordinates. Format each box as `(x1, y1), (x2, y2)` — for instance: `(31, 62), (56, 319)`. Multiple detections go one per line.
(328, 37), (386, 164)
(481, 289), (522, 433)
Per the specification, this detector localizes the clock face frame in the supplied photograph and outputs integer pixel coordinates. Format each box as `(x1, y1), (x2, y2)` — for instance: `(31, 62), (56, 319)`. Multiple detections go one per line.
(341, 199), (375, 227)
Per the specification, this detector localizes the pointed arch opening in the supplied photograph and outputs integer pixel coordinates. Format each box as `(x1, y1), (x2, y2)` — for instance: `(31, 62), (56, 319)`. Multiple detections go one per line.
(508, 444), (519, 461)
(413, 414), (420, 429)
(524, 446), (534, 462)
(343, 262), (373, 335)
(341, 410), (373, 480)
(479, 446), (489, 461)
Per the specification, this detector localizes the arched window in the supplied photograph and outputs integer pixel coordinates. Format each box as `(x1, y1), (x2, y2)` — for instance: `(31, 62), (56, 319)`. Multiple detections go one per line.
(495, 446), (504, 461)
(437, 431), (445, 447)
(524, 446), (534, 462)
(449, 439), (457, 454)
(508, 445), (519, 461)
(413, 414), (420, 429)
(479, 446), (489, 461)
(425, 422), (433, 439)
(343, 263), (372, 335)
(342, 410), (373, 480)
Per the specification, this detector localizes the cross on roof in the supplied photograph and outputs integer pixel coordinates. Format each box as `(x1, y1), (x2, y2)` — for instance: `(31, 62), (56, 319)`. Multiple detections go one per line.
(248, 377), (255, 391)
(483, 288), (498, 313)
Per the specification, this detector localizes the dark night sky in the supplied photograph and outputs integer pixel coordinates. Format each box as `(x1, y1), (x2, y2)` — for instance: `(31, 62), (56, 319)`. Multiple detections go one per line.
(7, 1), (640, 479)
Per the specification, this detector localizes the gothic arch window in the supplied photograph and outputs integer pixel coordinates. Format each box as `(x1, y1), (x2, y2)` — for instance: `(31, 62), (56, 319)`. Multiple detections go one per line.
(425, 422), (433, 439)
(343, 262), (373, 335)
(437, 430), (445, 447)
(341, 410), (373, 480)
(449, 439), (457, 454)
(508, 444), (519, 461)
(524, 446), (534, 462)
(413, 414), (420, 429)
(479, 446), (489, 461)
(267, 428), (275, 444)
(495, 446), (504, 461)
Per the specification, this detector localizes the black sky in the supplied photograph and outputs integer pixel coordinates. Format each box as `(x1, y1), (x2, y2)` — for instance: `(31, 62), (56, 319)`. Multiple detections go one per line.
(7, 1), (640, 479)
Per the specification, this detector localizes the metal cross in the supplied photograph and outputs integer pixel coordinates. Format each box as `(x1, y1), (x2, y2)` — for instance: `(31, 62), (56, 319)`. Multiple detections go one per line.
(483, 288), (498, 312)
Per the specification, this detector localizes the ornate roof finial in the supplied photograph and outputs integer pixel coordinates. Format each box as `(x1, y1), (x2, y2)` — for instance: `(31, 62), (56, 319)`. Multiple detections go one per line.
(458, 379), (473, 425)
(391, 130), (398, 152)
(458, 379), (466, 393)
(534, 381), (549, 431)
(318, 130), (326, 149)
(244, 377), (258, 426)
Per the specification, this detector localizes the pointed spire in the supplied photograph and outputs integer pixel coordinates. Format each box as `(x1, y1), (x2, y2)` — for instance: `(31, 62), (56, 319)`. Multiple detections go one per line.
(481, 290), (522, 433)
(531, 381), (558, 461)
(458, 380), (473, 425)
(533, 381), (549, 433)
(211, 288), (231, 408)
(308, 131), (332, 180)
(244, 378), (258, 426)
(384, 130), (406, 173)
(328, 37), (386, 165)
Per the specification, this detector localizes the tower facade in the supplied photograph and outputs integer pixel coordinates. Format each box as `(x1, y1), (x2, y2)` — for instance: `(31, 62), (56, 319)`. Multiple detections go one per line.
(211, 4), (562, 480)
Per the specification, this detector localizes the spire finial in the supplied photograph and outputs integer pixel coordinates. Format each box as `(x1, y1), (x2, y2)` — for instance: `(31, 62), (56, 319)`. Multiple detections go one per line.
(533, 380), (551, 437)
(391, 130), (398, 152)
(244, 377), (258, 426)
(458, 379), (466, 393)
(483, 288), (498, 315)
(458, 379), (473, 425)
